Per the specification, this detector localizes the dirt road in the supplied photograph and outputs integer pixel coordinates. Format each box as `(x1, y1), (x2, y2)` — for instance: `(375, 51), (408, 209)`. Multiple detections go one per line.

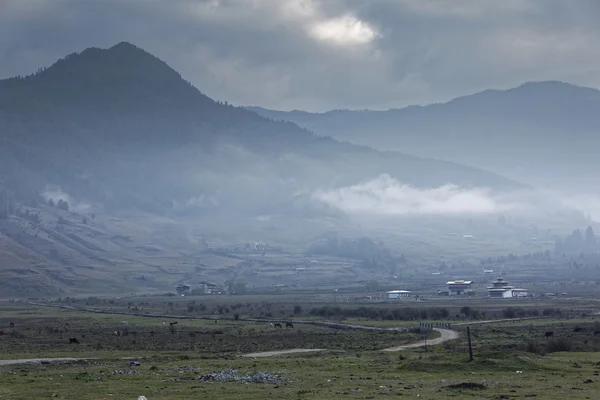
(241, 327), (459, 357)
(0, 358), (89, 366)
(381, 328), (459, 352)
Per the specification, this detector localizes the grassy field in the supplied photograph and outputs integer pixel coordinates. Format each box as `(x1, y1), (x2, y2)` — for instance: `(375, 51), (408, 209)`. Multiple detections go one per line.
(1, 350), (599, 399)
(1, 301), (600, 399)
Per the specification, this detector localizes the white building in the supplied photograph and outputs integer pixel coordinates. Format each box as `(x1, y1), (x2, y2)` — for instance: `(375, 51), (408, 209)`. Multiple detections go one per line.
(447, 280), (473, 295)
(487, 277), (529, 298)
(387, 290), (411, 299)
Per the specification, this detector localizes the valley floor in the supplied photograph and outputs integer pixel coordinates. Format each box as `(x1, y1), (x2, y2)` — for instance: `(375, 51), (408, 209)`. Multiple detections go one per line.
(0, 302), (599, 399)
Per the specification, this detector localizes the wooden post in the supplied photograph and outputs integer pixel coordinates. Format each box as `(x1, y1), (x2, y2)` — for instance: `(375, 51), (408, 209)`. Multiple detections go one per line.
(467, 326), (474, 362)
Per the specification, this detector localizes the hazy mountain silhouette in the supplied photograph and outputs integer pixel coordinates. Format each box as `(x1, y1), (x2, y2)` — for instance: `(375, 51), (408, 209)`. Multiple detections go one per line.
(247, 81), (600, 191)
(0, 42), (520, 217)
(0, 42), (589, 297)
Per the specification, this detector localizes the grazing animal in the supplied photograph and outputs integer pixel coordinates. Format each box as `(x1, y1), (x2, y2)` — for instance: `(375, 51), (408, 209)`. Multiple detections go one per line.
(270, 323), (274, 328)
(169, 321), (178, 326)
(0, 330), (4, 336)
(114, 330), (120, 336)
(69, 337), (80, 344)
(286, 322), (294, 328)
(544, 331), (554, 338)
(274, 323), (283, 329)
(9, 322), (15, 327)
(593, 331), (600, 336)
(573, 326), (583, 332)
(214, 319), (218, 324)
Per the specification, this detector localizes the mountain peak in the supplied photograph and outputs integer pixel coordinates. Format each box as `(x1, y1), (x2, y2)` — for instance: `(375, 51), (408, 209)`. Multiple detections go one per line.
(109, 41), (142, 52)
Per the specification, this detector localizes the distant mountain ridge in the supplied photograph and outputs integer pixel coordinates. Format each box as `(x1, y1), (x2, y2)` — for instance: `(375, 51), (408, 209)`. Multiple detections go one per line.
(0, 41), (521, 209)
(0, 42), (526, 296)
(246, 81), (600, 191)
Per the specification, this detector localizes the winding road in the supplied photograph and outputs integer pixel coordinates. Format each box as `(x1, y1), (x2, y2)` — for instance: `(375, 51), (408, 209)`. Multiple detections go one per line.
(0, 328), (460, 365)
(0, 303), (461, 363)
(242, 327), (459, 358)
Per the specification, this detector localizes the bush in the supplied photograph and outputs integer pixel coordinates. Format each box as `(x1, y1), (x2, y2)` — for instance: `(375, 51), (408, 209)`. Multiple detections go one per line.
(525, 339), (545, 355)
(547, 337), (572, 353)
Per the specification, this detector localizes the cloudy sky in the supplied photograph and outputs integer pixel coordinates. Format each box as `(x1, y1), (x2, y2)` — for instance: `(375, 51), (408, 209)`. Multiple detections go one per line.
(2, 0), (600, 111)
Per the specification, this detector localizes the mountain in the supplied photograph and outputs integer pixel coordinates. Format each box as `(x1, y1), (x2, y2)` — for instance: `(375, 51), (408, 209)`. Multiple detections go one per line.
(0, 42), (521, 209)
(0, 42), (526, 297)
(247, 81), (600, 192)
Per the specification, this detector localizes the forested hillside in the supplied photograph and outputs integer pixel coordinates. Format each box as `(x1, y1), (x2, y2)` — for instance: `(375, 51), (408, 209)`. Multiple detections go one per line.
(0, 42), (524, 297)
(248, 81), (600, 191)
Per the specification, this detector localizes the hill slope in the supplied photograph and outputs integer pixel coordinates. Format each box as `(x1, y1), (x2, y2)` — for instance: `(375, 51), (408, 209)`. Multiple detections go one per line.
(0, 42), (525, 297)
(0, 42), (521, 211)
(247, 81), (600, 191)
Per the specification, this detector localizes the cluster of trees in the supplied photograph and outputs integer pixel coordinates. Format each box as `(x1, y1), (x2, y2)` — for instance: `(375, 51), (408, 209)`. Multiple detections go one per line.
(16, 209), (41, 224)
(308, 237), (405, 274)
(309, 305), (450, 321)
(480, 250), (552, 265)
(555, 226), (598, 254)
(48, 198), (70, 211)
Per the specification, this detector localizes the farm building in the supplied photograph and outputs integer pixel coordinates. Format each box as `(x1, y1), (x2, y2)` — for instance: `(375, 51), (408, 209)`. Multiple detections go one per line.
(387, 290), (411, 299)
(446, 280), (473, 295)
(176, 283), (191, 294)
(487, 277), (529, 298)
(197, 281), (219, 294)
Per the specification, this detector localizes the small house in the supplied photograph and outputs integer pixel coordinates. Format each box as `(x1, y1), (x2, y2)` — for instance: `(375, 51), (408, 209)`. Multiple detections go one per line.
(446, 280), (473, 295)
(176, 283), (191, 294)
(387, 290), (411, 299)
(197, 281), (218, 294)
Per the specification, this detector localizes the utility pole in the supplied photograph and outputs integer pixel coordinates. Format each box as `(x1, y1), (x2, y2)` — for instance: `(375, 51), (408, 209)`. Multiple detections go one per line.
(467, 326), (474, 361)
(333, 269), (337, 305)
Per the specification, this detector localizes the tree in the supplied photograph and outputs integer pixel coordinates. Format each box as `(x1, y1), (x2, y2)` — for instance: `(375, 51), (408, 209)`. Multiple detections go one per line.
(585, 226), (597, 251)
(0, 190), (15, 219)
(47, 198), (55, 207)
(460, 306), (473, 318)
(57, 199), (70, 211)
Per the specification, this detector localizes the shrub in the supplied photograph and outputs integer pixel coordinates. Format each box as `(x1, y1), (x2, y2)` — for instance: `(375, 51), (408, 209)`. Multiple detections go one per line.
(525, 339), (545, 355)
(547, 337), (572, 353)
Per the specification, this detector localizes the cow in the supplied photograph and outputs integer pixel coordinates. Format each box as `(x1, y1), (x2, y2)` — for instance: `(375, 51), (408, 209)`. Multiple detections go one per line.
(573, 326), (583, 332)
(544, 331), (554, 338)
(69, 337), (80, 344)
(593, 331), (600, 336)
(273, 323), (283, 329)
(214, 319), (218, 325)
(9, 322), (15, 328)
(286, 322), (294, 329)
(169, 321), (178, 326)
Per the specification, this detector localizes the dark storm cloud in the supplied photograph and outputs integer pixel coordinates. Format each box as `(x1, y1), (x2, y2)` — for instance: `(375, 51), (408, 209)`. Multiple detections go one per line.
(2, 0), (600, 110)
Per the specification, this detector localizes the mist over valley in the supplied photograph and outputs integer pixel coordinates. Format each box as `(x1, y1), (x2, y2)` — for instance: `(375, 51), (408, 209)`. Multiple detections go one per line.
(0, 42), (597, 300)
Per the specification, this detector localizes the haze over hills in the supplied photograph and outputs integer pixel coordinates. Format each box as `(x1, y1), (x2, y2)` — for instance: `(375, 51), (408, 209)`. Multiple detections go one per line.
(0, 42), (592, 297)
(247, 81), (600, 198)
